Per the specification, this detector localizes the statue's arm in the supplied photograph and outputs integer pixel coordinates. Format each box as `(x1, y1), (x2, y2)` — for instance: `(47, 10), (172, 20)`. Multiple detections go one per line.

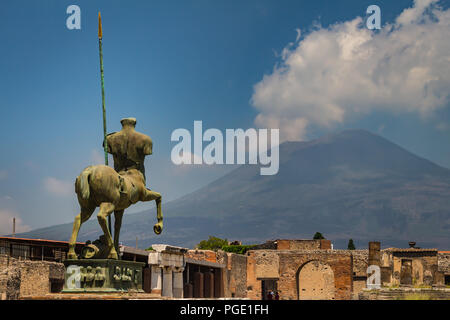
(142, 137), (153, 155)
(103, 132), (117, 154)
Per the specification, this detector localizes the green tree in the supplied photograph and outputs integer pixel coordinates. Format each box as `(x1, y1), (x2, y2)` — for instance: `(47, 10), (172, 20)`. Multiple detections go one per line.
(196, 236), (229, 251)
(347, 239), (356, 250)
(313, 232), (325, 240)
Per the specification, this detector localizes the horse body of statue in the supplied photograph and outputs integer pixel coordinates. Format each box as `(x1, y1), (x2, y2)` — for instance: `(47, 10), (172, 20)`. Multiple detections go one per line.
(68, 118), (162, 260)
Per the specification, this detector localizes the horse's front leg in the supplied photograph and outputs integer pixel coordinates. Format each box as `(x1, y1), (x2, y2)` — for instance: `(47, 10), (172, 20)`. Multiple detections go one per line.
(113, 210), (124, 257)
(143, 189), (163, 235)
(68, 206), (95, 259)
(97, 202), (118, 259)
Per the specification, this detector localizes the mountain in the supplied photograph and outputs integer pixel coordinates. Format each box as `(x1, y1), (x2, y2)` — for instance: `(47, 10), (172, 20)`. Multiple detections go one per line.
(17, 129), (450, 250)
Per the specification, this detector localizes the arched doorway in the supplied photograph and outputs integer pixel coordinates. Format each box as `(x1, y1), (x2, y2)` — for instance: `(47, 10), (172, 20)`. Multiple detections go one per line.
(297, 260), (335, 300)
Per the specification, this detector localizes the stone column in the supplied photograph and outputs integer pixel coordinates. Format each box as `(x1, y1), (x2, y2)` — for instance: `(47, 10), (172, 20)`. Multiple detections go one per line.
(204, 271), (214, 298)
(194, 271), (204, 298)
(150, 266), (162, 295)
(162, 266), (173, 298)
(184, 283), (193, 298)
(173, 267), (184, 298)
(143, 267), (151, 293)
(214, 268), (224, 298)
(368, 242), (381, 267)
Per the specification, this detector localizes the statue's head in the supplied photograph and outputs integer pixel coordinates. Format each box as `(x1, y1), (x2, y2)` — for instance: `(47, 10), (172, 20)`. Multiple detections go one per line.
(120, 117), (137, 128)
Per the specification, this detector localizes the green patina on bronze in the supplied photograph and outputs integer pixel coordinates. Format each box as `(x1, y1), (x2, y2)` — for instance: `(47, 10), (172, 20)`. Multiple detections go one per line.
(63, 14), (161, 294)
(62, 259), (145, 293)
(68, 118), (163, 261)
(98, 12), (112, 233)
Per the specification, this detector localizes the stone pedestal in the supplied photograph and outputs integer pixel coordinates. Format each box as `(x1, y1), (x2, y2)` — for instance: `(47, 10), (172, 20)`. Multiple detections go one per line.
(62, 259), (145, 293)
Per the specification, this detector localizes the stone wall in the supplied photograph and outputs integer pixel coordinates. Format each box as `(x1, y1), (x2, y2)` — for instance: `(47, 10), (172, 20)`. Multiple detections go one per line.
(186, 250), (218, 264)
(186, 250), (248, 298)
(359, 288), (450, 300)
(246, 249), (353, 300)
(276, 239), (331, 250)
(349, 250), (369, 299)
(0, 266), (21, 300)
(228, 253), (247, 298)
(0, 254), (8, 269)
(350, 250), (369, 277)
(438, 252), (450, 275)
(279, 250), (353, 300)
(252, 239), (331, 251)
(0, 254), (65, 299)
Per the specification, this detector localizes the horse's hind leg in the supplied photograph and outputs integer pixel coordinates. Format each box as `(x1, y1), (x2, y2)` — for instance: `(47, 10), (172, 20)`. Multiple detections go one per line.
(68, 206), (95, 259)
(143, 189), (163, 235)
(97, 202), (117, 259)
(113, 210), (124, 257)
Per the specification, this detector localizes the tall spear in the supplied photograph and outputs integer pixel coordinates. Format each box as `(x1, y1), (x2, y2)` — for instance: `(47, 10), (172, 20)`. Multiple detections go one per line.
(98, 12), (112, 232)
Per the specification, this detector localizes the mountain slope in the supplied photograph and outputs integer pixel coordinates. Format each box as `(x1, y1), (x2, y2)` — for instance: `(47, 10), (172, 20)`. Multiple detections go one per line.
(17, 129), (450, 249)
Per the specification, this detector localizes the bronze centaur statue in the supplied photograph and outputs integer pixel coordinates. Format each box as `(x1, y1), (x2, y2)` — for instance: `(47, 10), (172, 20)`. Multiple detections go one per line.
(68, 118), (162, 260)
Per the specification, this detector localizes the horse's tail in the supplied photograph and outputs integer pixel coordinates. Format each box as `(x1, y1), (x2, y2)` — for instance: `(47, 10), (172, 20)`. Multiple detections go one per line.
(79, 167), (92, 200)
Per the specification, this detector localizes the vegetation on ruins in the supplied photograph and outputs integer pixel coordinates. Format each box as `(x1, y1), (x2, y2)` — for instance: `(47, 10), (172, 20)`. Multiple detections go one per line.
(222, 244), (257, 255)
(196, 236), (229, 250)
(400, 293), (432, 300)
(347, 239), (356, 250)
(196, 236), (256, 254)
(313, 232), (325, 240)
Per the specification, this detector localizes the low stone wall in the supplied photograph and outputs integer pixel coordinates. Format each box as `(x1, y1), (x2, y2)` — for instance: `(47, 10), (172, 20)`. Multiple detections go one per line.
(438, 252), (450, 275)
(0, 255), (65, 299)
(359, 288), (450, 300)
(0, 266), (21, 300)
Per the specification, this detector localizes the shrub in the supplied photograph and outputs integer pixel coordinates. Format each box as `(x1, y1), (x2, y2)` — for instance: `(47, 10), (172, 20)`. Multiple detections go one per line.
(222, 245), (257, 255)
(313, 232), (325, 240)
(196, 236), (229, 251)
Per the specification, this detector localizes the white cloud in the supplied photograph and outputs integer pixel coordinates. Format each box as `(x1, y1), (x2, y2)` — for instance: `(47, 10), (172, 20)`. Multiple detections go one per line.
(251, 0), (450, 141)
(44, 177), (73, 197)
(0, 210), (31, 235)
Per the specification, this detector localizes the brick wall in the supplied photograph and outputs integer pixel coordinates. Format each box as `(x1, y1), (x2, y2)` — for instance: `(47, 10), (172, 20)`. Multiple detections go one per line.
(277, 240), (326, 250)
(185, 250), (217, 263)
(247, 249), (353, 300)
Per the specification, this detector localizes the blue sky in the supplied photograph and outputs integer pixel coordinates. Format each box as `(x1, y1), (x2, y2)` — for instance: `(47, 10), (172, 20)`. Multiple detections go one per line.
(0, 0), (449, 233)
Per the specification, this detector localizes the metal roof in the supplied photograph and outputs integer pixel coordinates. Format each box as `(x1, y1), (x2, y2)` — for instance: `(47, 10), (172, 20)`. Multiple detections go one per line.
(0, 236), (84, 246)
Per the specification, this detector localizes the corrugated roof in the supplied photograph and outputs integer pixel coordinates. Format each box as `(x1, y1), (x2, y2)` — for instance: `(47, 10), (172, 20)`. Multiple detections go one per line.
(0, 236), (84, 245)
(383, 247), (437, 253)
